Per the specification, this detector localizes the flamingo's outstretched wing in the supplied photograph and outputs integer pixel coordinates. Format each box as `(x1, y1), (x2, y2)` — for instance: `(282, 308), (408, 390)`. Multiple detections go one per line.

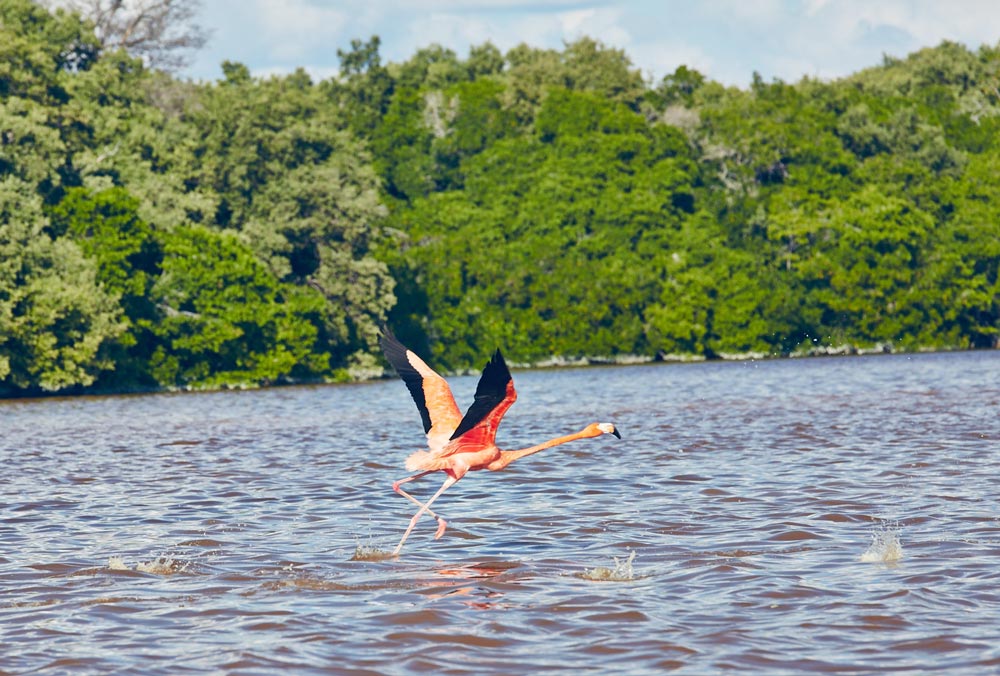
(380, 330), (462, 452)
(447, 348), (517, 450)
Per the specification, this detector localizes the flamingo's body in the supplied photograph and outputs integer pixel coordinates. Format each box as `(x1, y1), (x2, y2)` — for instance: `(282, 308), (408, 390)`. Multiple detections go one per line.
(380, 330), (620, 555)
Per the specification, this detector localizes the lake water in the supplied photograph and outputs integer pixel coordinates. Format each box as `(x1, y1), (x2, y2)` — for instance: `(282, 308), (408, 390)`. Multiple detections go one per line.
(2, 350), (999, 674)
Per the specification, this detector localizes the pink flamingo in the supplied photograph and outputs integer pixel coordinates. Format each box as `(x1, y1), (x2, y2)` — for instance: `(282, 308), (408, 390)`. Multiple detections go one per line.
(380, 330), (621, 555)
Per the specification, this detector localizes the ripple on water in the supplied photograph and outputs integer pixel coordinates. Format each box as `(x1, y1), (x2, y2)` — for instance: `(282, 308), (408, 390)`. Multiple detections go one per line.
(2, 351), (1000, 674)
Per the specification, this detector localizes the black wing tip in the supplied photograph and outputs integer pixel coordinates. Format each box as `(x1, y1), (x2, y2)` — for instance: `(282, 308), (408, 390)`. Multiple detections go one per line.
(379, 327), (409, 365)
(378, 326), (413, 375)
(449, 346), (513, 440)
(377, 324), (397, 350)
(378, 326), (434, 435)
(488, 347), (509, 374)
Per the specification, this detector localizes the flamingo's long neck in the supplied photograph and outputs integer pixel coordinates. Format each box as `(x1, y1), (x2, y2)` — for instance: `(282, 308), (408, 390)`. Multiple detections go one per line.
(488, 427), (601, 471)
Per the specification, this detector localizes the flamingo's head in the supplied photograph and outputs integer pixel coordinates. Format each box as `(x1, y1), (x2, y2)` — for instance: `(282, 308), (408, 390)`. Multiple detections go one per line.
(596, 422), (622, 439)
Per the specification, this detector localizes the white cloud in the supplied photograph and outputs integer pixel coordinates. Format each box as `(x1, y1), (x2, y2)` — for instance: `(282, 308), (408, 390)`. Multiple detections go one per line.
(404, 12), (494, 53)
(559, 7), (630, 46)
(252, 0), (350, 60)
(803, 0), (831, 17)
(629, 42), (715, 82)
(392, 0), (593, 9)
(400, 4), (632, 59)
(183, 0), (1000, 86)
(699, 0), (787, 26)
(675, 0), (1000, 85)
(785, 0), (1000, 55)
(852, 1), (1000, 46)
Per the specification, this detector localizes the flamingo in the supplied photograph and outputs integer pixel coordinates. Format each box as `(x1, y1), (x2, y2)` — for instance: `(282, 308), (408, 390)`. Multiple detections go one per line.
(379, 329), (621, 555)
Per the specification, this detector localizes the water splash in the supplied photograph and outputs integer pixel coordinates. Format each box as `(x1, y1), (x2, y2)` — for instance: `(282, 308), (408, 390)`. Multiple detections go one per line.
(107, 556), (129, 571)
(578, 550), (637, 581)
(860, 522), (903, 563)
(107, 555), (190, 575)
(350, 536), (396, 562)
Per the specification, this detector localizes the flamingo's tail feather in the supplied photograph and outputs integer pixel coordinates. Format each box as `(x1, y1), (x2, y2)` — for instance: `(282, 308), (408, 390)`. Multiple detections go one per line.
(405, 450), (450, 472)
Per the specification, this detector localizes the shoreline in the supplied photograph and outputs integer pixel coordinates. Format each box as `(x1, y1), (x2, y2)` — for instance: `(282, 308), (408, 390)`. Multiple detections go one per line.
(1, 343), (993, 402)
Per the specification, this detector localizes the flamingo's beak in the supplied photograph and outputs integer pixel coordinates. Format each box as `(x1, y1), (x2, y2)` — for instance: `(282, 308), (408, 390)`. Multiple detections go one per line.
(612, 427), (622, 439)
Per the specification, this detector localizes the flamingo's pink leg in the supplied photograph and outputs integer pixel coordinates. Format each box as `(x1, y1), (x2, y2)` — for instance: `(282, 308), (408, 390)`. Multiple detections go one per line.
(393, 475), (458, 556)
(393, 471), (447, 532)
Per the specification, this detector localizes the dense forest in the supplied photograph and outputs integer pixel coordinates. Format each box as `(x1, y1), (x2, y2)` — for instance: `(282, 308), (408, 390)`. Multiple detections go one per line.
(1, 0), (998, 395)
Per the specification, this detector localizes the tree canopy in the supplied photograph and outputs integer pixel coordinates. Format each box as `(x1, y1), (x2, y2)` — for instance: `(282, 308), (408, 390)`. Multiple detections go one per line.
(1, 0), (998, 395)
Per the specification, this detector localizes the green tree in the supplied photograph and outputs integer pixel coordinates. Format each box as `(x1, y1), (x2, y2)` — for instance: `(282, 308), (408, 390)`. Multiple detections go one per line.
(466, 42), (504, 79)
(799, 187), (934, 346)
(333, 35), (394, 138)
(561, 37), (645, 109)
(0, 0), (99, 102)
(243, 159), (395, 365)
(648, 65), (707, 108)
(923, 151), (1000, 347)
(392, 44), (466, 92)
(46, 186), (161, 386)
(0, 178), (124, 392)
(148, 225), (329, 388)
(0, 0), (99, 195)
(370, 87), (436, 201)
(390, 88), (702, 367)
(431, 78), (518, 191)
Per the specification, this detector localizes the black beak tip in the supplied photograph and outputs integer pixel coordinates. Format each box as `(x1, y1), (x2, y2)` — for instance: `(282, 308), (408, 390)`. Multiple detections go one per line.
(612, 428), (622, 439)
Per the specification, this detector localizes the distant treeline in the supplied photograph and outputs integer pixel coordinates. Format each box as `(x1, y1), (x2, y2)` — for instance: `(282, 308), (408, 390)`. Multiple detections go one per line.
(1, 0), (998, 395)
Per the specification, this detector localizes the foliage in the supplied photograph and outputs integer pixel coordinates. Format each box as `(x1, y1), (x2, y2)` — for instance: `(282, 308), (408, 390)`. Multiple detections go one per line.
(148, 225), (329, 387)
(1, 4), (998, 395)
(45, 186), (160, 386)
(0, 2), (391, 394)
(0, 178), (124, 392)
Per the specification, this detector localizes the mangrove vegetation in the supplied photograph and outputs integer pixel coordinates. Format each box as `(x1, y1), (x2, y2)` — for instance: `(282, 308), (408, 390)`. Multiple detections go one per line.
(1, 0), (998, 395)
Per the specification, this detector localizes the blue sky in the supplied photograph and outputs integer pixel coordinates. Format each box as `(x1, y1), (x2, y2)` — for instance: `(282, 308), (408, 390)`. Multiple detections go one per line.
(183, 1), (1000, 87)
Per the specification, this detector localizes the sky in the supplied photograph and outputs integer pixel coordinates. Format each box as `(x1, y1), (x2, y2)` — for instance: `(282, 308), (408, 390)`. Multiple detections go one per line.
(182, 1), (1000, 87)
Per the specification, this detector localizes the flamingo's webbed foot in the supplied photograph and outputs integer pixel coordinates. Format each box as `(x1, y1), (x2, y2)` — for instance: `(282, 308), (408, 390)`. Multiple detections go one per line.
(434, 517), (448, 540)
